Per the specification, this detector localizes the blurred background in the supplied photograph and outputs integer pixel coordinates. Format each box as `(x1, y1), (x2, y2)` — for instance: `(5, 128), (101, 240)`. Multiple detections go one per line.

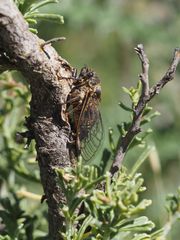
(0, 0), (180, 238)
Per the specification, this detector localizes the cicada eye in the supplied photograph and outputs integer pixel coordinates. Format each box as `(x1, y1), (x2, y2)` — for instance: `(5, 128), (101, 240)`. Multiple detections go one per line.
(95, 87), (101, 98)
(87, 72), (94, 78)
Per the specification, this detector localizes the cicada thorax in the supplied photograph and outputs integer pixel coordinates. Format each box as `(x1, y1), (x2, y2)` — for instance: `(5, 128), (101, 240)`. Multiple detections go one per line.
(68, 67), (103, 162)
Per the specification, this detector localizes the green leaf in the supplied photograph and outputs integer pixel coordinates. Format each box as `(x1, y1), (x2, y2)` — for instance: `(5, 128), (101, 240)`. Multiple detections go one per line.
(76, 215), (94, 240)
(119, 101), (133, 112)
(0, 236), (12, 240)
(28, 0), (59, 12)
(16, 0), (37, 14)
(28, 28), (38, 34)
(131, 91), (140, 106)
(27, 13), (64, 24)
(108, 128), (116, 152)
(150, 228), (164, 239)
(122, 86), (132, 96)
(117, 122), (130, 136)
(129, 199), (152, 214)
(131, 233), (150, 240)
(129, 136), (144, 149)
(25, 18), (37, 25)
(0, 210), (18, 237)
(120, 216), (155, 232)
(142, 106), (153, 116)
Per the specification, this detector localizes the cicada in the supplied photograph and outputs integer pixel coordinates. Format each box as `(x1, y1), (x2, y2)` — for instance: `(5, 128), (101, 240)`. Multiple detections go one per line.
(67, 67), (103, 162)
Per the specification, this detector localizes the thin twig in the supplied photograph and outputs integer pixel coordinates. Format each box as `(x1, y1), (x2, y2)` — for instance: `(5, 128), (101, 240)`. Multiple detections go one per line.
(41, 37), (66, 47)
(149, 48), (180, 99)
(41, 37), (66, 59)
(135, 44), (149, 97)
(110, 45), (180, 175)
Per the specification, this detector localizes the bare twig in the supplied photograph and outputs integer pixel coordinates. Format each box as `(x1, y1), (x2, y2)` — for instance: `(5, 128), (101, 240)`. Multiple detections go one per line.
(149, 48), (180, 99)
(110, 45), (180, 175)
(41, 37), (66, 47)
(135, 44), (149, 97)
(41, 37), (66, 59)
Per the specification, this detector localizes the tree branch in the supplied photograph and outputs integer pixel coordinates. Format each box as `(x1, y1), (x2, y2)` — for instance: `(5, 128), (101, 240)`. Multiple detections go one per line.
(110, 44), (180, 175)
(0, 0), (73, 239)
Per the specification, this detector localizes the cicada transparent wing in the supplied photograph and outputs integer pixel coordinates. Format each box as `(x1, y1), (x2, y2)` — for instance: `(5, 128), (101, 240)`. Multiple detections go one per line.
(76, 95), (103, 162)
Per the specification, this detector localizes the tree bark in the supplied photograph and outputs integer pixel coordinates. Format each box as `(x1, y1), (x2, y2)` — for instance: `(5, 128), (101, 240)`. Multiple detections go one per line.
(0, 0), (73, 239)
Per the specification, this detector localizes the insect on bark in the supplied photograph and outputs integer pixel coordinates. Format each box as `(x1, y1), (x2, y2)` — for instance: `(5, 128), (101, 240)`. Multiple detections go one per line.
(67, 67), (103, 162)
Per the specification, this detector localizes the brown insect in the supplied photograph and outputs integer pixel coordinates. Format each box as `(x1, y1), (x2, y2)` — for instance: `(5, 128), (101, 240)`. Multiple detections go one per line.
(67, 67), (103, 162)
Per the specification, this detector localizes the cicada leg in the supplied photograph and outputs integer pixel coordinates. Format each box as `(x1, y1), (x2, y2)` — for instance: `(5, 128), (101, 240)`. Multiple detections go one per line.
(68, 103), (82, 114)
(60, 96), (81, 105)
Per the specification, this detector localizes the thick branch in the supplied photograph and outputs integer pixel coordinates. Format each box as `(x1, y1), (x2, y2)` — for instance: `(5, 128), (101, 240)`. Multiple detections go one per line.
(110, 45), (180, 175)
(0, 1), (73, 239)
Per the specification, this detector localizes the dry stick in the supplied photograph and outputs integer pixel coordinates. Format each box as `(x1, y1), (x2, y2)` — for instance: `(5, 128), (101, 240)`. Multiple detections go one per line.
(41, 37), (66, 47)
(110, 44), (180, 175)
(41, 37), (66, 59)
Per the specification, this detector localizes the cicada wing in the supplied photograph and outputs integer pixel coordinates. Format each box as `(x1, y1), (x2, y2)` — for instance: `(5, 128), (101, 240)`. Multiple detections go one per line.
(78, 98), (103, 162)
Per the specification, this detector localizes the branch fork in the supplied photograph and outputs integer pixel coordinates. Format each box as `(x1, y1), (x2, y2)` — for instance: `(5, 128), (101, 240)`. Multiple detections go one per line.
(110, 44), (180, 175)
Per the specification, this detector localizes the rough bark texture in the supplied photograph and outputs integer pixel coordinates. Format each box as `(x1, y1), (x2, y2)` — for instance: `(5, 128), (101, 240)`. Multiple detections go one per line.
(0, 0), (73, 239)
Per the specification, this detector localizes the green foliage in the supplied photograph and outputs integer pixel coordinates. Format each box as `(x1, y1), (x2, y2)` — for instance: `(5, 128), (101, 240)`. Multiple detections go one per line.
(0, 191), (48, 239)
(0, 72), (39, 184)
(56, 160), (166, 240)
(14, 0), (64, 33)
(108, 82), (160, 155)
(0, 72), (46, 239)
(0, 193), (36, 240)
(0, 236), (12, 240)
(1, 1), (180, 239)
(166, 188), (180, 217)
